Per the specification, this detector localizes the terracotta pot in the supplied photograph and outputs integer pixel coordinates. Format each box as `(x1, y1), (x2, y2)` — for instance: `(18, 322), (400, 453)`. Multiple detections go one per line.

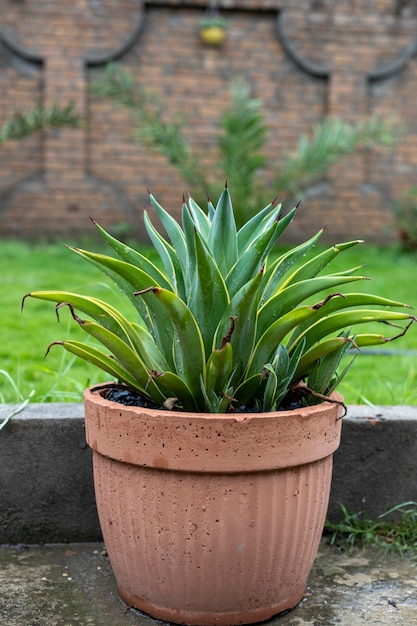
(84, 384), (344, 625)
(200, 26), (226, 46)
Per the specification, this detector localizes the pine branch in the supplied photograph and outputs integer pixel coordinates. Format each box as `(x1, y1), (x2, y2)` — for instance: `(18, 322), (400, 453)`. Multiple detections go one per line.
(273, 116), (397, 198)
(92, 64), (397, 225)
(0, 103), (79, 145)
(92, 64), (209, 196)
(217, 79), (267, 223)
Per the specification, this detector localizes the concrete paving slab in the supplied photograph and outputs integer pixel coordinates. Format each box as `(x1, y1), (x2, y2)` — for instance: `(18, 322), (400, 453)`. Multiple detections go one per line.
(1, 540), (416, 626)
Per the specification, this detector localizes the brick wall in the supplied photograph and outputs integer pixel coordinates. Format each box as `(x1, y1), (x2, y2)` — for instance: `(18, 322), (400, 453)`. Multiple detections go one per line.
(1, 0), (417, 242)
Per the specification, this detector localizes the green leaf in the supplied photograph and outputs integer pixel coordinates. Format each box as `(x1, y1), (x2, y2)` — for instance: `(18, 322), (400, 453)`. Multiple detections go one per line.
(67, 316), (166, 403)
(92, 220), (172, 290)
(206, 341), (234, 396)
(149, 288), (206, 403)
(354, 333), (404, 347)
(148, 192), (188, 271)
(143, 211), (184, 297)
(208, 188), (238, 275)
(46, 340), (147, 393)
(308, 332), (353, 395)
(314, 292), (411, 313)
(236, 199), (282, 253)
(233, 373), (265, 407)
(181, 200), (198, 293)
(218, 386), (238, 413)
(294, 336), (353, 381)
(24, 291), (168, 371)
(257, 274), (365, 338)
(69, 247), (175, 358)
(262, 364), (278, 412)
(133, 290), (176, 366)
(329, 265), (365, 277)
(154, 371), (198, 411)
(188, 229), (230, 354)
(287, 292), (412, 349)
(215, 271), (263, 384)
(248, 306), (318, 376)
(294, 309), (414, 352)
(128, 323), (170, 372)
(70, 248), (160, 292)
(260, 228), (324, 302)
(261, 339), (308, 409)
(207, 197), (215, 220)
(278, 240), (363, 291)
(326, 355), (357, 398)
(273, 339), (306, 404)
(187, 196), (211, 238)
(273, 343), (290, 377)
(24, 290), (129, 340)
(226, 210), (296, 298)
(66, 246), (156, 326)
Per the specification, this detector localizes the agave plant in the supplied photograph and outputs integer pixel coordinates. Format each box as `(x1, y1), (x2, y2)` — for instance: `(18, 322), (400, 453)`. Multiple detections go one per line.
(23, 187), (414, 413)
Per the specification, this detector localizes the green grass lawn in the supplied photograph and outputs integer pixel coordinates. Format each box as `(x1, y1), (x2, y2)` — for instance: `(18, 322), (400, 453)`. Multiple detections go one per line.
(1, 240), (116, 403)
(1, 238), (417, 406)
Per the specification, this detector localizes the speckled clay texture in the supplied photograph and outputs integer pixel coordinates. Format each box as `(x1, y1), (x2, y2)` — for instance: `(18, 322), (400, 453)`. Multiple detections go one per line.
(84, 385), (343, 625)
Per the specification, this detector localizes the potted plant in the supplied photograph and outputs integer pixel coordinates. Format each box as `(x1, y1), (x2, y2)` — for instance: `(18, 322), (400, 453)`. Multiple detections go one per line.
(23, 187), (414, 624)
(199, 14), (228, 46)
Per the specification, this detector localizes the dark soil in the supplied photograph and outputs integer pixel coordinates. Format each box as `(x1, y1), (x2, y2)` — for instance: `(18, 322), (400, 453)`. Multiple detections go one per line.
(103, 386), (162, 409)
(101, 385), (305, 413)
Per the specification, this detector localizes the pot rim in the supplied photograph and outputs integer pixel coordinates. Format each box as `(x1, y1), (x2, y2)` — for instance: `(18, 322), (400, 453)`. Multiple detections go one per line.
(85, 382), (344, 422)
(84, 383), (344, 473)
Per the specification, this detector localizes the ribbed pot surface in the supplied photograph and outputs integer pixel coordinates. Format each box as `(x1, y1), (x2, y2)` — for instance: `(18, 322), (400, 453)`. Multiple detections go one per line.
(85, 385), (344, 625)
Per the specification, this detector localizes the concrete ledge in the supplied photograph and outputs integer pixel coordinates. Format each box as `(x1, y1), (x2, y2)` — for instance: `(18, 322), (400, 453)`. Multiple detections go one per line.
(329, 405), (417, 520)
(0, 404), (99, 544)
(1, 403), (417, 544)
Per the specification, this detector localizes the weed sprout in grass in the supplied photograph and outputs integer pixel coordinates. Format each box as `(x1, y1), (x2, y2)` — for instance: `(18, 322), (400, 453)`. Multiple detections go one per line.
(0, 370), (35, 430)
(325, 502), (417, 556)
